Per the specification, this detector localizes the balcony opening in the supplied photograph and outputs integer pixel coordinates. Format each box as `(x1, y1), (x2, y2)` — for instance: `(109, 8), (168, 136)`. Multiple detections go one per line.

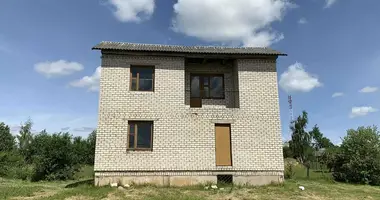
(185, 58), (239, 108)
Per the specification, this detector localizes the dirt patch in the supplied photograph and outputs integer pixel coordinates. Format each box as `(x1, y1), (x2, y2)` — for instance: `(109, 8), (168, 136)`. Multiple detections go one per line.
(11, 190), (57, 200)
(100, 191), (123, 200)
(65, 195), (93, 200)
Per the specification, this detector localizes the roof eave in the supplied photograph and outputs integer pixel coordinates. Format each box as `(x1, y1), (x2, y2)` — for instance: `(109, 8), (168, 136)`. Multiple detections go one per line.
(92, 48), (287, 57)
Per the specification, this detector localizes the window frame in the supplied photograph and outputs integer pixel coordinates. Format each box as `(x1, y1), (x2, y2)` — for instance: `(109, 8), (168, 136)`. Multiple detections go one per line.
(130, 65), (155, 92)
(127, 121), (153, 151)
(190, 73), (225, 99)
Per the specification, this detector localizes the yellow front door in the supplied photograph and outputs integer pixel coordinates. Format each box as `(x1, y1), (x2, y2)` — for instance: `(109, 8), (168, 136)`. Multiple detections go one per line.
(215, 124), (232, 166)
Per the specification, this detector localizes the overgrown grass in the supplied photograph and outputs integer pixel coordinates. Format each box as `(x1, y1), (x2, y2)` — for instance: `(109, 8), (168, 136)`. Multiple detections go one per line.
(2, 177), (380, 200)
(73, 165), (94, 180)
(1, 165), (380, 200)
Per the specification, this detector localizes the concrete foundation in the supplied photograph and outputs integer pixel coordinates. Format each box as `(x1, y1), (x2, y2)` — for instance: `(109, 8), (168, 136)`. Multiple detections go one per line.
(233, 175), (284, 186)
(94, 173), (284, 187)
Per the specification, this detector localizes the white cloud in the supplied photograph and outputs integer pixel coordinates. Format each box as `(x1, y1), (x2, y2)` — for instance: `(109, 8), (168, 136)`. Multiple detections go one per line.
(34, 60), (84, 78)
(70, 67), (101, 92)
(359, 86), (378, 93)
(349, 106), (378, 118)
(279, 62), (322, 93)
(73, 127), (96, 132)
(332, 92), (344, 98)
(106, 0), (155, 22)
(325, 0), (338, 8)
(172, 0), (296, 47)
(298, 18), (307, 24)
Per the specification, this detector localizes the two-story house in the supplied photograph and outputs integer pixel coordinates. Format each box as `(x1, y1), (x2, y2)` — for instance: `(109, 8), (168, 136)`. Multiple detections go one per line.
(92, 41), (286, 186)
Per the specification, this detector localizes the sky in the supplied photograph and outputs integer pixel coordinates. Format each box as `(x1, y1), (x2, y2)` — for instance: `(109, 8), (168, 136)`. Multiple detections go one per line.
(0, 0), (379, 142)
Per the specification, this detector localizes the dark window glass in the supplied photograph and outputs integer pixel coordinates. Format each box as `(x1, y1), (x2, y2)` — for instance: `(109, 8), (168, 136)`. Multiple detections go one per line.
(190, 76), (200, 98)
(136, 123), (151, 148)
(203, 76), (209, 86)
(130, 66), (154, 91)
(139, 79), (153, 91)
(210, 76), (224, 98)
(128, 124), (135, 148)
(203, 86), (210, 98)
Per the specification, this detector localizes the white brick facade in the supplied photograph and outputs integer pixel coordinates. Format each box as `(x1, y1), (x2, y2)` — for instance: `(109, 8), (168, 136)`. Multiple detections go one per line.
(94, 53), (284, 186)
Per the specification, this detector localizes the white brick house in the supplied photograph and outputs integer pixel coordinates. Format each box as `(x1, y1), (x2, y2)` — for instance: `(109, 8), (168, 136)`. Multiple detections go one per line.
(92, 41), (286, 186)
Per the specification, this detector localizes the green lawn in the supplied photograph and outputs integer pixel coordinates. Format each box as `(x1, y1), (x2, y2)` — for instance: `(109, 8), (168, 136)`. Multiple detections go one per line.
(1, 164), (380, 200)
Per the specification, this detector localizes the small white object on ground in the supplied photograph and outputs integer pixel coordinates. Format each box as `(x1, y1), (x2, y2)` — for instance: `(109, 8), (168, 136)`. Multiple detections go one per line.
(211, 185), (218, 189)
(110, 182), (118, 187)
(219, 188), (224, 190)
(299, 186), (305, 191)
(204, 186), (209, 190)
(124, 184), (130, 188)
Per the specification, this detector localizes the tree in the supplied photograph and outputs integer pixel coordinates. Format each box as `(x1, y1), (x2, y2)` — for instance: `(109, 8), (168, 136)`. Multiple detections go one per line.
(72, 136), (87, 164)
(31, 131), (79, 181)
(283, 145), (293, 158)
(17, 119), (34, 163)
(86, 130), (96, 165)
(289, 111), (314, 178)
(320, 146), (339, 172)
(0, 122), (15, 152)
(332, 126), (380, 185)
(309, 125), (334, 150)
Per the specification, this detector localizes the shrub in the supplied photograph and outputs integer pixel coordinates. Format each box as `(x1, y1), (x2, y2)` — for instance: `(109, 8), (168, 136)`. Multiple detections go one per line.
(0, 151), (24, 177)
(30, 132), (80, 181)
(8, 164), (34, 180)
(284, 162), (296, 179)
(332, 126), (380, 185)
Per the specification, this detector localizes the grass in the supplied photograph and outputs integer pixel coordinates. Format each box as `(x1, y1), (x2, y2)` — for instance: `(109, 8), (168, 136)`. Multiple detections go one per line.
(1, 164), (380, 200)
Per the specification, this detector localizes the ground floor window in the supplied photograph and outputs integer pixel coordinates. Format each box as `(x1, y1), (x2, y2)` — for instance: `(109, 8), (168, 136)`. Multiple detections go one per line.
(128, 121), (153, 150)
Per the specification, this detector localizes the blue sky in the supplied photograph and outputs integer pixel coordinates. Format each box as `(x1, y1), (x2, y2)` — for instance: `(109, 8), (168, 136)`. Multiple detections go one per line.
(0, 0), (379, 142)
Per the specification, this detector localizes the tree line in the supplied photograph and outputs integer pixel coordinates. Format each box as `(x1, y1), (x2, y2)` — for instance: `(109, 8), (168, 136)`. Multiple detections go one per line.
(0, 119), (96, 181)
(284, 111), (380, 185)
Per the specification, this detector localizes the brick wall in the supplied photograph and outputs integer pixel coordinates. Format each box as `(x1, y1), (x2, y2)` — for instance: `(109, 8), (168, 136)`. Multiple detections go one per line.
(95, 54), (283, 173)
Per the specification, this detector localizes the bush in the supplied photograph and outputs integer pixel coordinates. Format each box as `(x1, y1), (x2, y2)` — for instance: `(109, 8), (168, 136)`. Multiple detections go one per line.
(284, 162), (296, 179)
(30, 132), (80, 181)
(332, 126), (380, 185)
(8, 165), (34, 180)
(0, 151), (24, 177)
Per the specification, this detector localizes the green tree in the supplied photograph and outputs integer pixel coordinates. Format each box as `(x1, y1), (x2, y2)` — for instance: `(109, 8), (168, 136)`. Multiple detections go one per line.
(283, 145), (293, 158)
(309, 125), (334, 150)
(289, 111), (314, 178)
(0, 122), (15, 152)
(86, 130), (96, 165)
(320, 146), (339, 172)
(332, 126), (380, 185)
(31, 131), (79, 181)
(17, 119), (34, 163)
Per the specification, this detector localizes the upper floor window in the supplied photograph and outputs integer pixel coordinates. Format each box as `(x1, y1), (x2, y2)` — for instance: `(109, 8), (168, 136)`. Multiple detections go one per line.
(130, 66), (154, 91)
(190, 74), (224, 99)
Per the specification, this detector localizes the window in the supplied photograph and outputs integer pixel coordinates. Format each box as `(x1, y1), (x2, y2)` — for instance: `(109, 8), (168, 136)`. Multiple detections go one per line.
(190, 74), (224, 99)
(128, 121), (153, 150)
(130, 66), (154, 91)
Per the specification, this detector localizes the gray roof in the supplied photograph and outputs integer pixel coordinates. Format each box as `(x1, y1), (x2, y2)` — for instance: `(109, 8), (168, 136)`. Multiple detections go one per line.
(92, 41), (286, 56)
